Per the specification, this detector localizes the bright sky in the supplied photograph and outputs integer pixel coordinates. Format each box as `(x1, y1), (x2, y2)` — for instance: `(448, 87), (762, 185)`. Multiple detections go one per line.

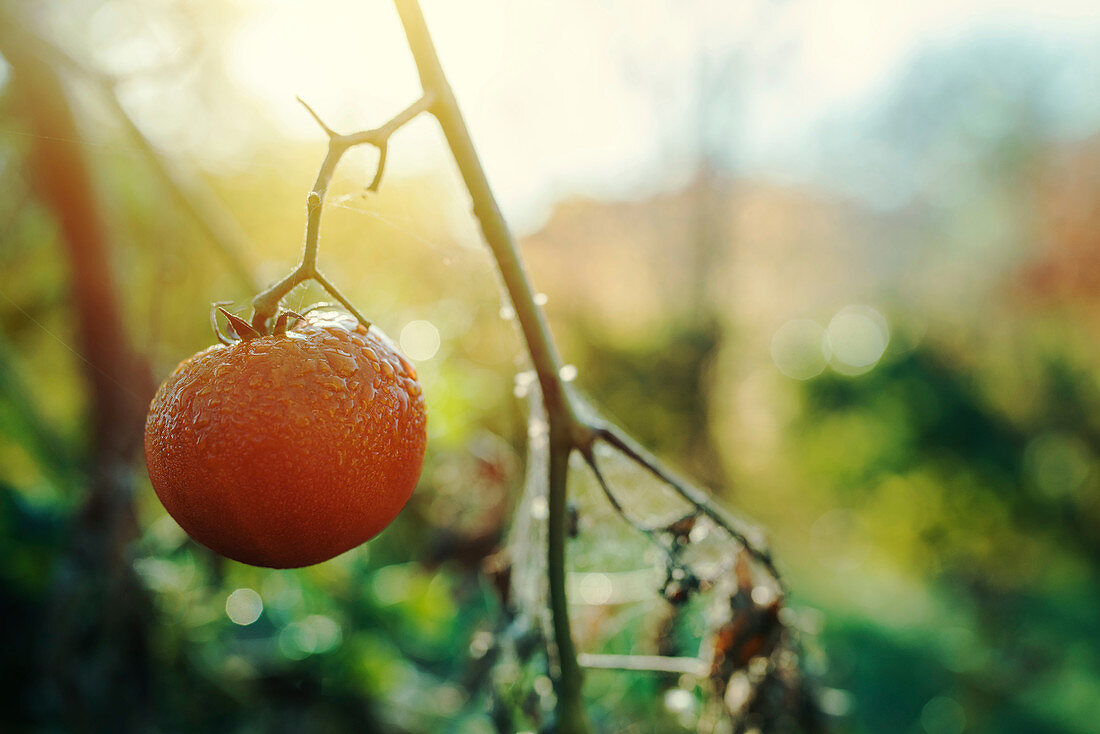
(225, 0), (1100, 230)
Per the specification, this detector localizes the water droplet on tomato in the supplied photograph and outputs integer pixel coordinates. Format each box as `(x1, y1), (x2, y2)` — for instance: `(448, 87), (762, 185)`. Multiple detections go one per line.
(328, 352), (357, 376)
(317, 375), (345, 392)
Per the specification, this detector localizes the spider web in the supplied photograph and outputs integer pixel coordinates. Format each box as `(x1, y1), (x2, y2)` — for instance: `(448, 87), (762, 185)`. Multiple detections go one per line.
(493, 386), (823, 734)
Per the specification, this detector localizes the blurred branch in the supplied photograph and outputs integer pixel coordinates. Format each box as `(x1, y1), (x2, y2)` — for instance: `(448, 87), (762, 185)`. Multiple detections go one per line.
(249, 93), (434, 331)
(579, 654), (707, 676)
(99, 87), (260, 294)
(0, 14), (157, 731)
(0, 23), (154, 493)
(19, 27), (259, 294)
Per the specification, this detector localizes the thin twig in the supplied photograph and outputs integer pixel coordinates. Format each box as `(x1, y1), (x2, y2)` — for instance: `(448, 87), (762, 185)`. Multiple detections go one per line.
(313, 271), (369, 325)
(578, 653), (706, 676)
(296, 97), (338, 138)
(392, 3), (787, 729)
(367, 143), (388, 192)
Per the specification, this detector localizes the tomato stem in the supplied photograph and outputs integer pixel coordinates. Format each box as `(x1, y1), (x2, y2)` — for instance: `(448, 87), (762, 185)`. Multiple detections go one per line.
(249, 93), (435, 333)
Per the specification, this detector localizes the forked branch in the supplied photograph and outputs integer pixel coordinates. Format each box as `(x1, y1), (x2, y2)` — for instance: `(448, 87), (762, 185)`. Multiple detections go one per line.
(249, 93), (435, 331)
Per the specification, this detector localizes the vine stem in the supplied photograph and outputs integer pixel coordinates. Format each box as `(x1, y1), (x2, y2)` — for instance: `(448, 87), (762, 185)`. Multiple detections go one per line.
(391, 3), (783, 730)
(391, 3), (589, 731)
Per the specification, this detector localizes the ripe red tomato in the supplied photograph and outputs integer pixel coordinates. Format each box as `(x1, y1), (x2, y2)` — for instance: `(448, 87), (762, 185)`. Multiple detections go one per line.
(144, 310), (427, 568)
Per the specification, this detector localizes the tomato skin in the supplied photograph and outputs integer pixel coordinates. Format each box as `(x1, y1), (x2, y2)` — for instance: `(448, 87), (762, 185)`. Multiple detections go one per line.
(144, 311), (426, 568)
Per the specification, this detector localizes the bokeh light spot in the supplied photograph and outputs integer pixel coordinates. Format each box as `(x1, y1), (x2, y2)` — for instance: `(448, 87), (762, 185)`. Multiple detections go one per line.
(400, 320), (441, 361)
(751, 585), (778, 606)
(225, 588), (263, 626)
(533, 675), (554, 698)
(1025, 432), (1091, 498)
(921, 696), (966, 734)
(771, 319), (829, 380)
(278, 614), (342, 659)
(664, 688), (695, 714)
(826, 305), (889, 375)
(371, 563), (414, 606)
(819, 688), (854, 717)
(514, 370), (536, 398)
(578, 572), (613, 605)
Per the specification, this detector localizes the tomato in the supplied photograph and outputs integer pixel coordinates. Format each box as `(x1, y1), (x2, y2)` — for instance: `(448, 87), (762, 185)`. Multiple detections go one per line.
(144, 310), (427, 568)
